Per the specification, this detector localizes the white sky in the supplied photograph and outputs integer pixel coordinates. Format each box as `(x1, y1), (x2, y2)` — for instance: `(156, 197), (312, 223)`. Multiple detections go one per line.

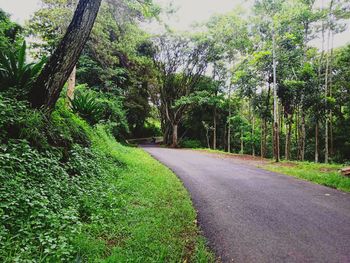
(0, 0), (349, 48)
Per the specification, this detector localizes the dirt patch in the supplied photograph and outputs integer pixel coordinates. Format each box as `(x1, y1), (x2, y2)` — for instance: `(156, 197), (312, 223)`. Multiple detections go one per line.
(195, 150), (270, 167)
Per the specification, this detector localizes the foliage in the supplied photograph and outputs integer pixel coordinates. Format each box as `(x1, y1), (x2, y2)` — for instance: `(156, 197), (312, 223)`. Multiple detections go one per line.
(0, 92), (213, 261)
(0, 9), (22, 51)
(0, 42), (45, 96)
(180, 139), (203, 149)
(71, 88), (104, 125)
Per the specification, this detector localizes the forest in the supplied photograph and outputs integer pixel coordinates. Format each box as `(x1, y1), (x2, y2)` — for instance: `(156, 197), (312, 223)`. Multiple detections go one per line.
(0, 0), (349, 261)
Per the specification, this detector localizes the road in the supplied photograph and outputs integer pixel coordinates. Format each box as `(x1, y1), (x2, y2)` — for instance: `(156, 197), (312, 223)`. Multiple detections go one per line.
(142, 146), (350, 263)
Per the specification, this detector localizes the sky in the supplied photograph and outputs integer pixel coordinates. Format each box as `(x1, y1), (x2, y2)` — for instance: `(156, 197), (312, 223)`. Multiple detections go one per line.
(0, 0), (349, 48)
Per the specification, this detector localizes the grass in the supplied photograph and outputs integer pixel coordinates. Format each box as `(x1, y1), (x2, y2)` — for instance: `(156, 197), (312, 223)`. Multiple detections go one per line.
(191, 148), (350, 193)
(75, 127), (215, 262)
(264, 161), (350, 193)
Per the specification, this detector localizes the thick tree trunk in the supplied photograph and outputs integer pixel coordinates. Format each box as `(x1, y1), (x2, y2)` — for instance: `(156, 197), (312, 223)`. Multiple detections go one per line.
(66, 65), (77, 105)
(30, 0), (102, 111)
(172, 124), (178, 148)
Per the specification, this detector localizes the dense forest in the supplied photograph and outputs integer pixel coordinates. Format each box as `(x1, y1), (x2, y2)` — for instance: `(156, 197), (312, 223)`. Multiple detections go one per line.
(0, 0), (349, 261)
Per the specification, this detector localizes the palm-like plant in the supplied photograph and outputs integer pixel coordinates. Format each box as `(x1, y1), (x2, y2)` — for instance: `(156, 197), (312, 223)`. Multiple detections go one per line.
(70, 91), (103, 125)
(0, 41), (46, 92)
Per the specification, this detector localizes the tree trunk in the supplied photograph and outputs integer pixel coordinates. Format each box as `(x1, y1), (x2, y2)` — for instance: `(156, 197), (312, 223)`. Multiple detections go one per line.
(172, 124), (178, 148)
(227, 119), (231, 153)
(301, 114), (306, 161)
(240, 127), (244, 154)
(66, 65), (77, 106)
(329, 32), (334, 158)
(213, 107), (217, 150)
(272, 25), (279, 162)
(315, 121), (319, 163)
(262, 119), (267, 158)
(285, 115), (292, 160)
(252, 114), (255, 156)
(228, 86), (232, 153)
(30, 0), (102, 111)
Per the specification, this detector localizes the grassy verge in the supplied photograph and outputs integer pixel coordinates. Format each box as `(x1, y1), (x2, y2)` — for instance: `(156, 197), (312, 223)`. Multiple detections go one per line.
(263, 161), (350, 193)
(75, 128), (215, 262)
(191, 148), (350, 193)
(0, 97), (214, 262)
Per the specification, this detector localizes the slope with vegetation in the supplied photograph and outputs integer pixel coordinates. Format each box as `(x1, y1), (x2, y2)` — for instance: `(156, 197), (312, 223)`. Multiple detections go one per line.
(0, 3), (213, 262)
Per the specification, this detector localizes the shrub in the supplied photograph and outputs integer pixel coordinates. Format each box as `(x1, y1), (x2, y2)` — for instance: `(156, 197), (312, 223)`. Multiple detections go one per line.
(180, 139), (203, 148)
(70, 86), (129, 139)
(0, 95), (48, 148)
(70, 89), (103, 125)
(0, 41), (45, 98)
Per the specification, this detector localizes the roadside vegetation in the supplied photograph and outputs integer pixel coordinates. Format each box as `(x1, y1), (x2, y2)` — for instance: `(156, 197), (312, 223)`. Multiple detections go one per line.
(0, 3), (214, 262)
(190, 148), (350, 192)
(1, 0), (349, 260)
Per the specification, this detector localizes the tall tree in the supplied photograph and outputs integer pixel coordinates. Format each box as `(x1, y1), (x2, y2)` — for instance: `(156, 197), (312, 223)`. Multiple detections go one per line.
(30, 0), (102, 110)
(152, 34), (210, 147)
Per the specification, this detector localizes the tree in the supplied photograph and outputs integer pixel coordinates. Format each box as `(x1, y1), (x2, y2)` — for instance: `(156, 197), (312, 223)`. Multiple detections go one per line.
(152, 34), (210, 147)
(30, 0), (103, 111)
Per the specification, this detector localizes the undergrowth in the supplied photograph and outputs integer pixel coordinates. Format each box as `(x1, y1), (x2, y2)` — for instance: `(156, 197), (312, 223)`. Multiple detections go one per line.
(0, 96), (214, 262)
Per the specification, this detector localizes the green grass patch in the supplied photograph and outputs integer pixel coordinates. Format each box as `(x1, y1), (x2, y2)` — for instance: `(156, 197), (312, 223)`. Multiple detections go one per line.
(264, 161), (350, 193)
(75, 127), (215, 262)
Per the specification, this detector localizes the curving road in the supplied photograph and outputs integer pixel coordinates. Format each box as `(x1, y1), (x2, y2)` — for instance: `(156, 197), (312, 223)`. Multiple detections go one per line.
(142, 146), (350, 263)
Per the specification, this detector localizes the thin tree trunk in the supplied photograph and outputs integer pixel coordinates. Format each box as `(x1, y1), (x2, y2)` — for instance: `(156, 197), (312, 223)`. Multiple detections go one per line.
(241, 126), (244, 154)
(30, 0), (102, 111)
(315, 121), (319, 163)
(261, 121), (264, 158)
(228, 85), (232, 153)
(324, 0), (334, 164)
(285, 115), (292, 160)
(329, 31), (334, 158)
(252, 114), (255, 156)
(263, 119), (267, 158)
(66, 65), (77, 106)
(272, 24), (280, 162)
(301, 114), (306, 161)
(213, 107), (217, 150)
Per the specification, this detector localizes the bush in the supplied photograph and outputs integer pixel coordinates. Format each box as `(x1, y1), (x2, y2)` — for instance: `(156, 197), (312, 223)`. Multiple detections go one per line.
(71, 89), (103, 125)
(0, 41), (45, 98)
(71, 86), (129, 139)
(180, 139), (203, 148)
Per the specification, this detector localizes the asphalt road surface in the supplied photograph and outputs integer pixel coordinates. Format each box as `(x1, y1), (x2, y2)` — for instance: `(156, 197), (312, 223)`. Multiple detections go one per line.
(142, 146), (350, 263)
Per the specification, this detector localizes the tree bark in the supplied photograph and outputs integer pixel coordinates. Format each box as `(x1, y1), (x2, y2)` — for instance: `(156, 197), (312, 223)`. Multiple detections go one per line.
(213, 107), (217, 150)
(30, 0), (102, 111)
(66, 65), (77, 106)
(315, 121), (319, 163)
(272, 24), (280, 162)
(172, 124), (178, 148)
(301, 114), (306, 161)
(240, 127), (244, 154)
(285, 115), (292, 160)
(252, 113), (255, 156)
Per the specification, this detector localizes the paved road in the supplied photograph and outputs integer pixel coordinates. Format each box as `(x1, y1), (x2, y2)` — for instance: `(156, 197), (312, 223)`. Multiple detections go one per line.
(142, 146), (350, 263)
